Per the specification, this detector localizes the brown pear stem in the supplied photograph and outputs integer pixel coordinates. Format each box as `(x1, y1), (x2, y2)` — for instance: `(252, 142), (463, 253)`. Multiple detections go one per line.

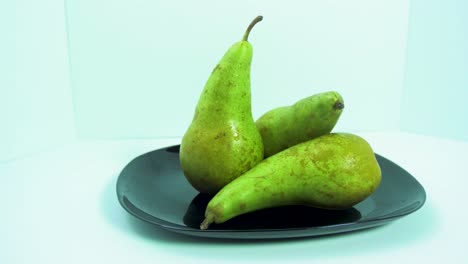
(200, 214), (215, 230)
(242, 15), (263, 41)
(334, 101), (345, 110)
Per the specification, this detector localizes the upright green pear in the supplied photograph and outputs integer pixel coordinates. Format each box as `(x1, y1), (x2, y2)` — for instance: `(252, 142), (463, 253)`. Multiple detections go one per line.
(179, 16), (264, 195)
(256, 91), (344, 157)
(200, 133), (381, 229)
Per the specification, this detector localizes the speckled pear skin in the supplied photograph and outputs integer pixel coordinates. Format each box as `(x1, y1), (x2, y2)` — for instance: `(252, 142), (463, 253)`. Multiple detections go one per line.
(200, 133), (381, 229)
(256, 91), (344, 157)
(179, 17), (264, 195)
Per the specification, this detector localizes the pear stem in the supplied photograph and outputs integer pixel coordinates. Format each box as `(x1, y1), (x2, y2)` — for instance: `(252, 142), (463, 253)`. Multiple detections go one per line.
(334, 101), (345, 110)
(200, 214), (215, 230)
(242, 15), (263, 42)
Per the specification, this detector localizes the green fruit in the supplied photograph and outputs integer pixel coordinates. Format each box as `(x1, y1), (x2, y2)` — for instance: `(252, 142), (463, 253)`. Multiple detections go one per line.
(200, 133), (381, 229)
(179, 16), (264, 195)
(256, 91), (344, 157)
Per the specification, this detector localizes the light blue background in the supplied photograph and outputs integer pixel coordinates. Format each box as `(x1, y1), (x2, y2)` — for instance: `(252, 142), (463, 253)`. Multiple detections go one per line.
(3, 0), (468, 162)
(401, 0), (468, 141)
(2, 0), (74, 162)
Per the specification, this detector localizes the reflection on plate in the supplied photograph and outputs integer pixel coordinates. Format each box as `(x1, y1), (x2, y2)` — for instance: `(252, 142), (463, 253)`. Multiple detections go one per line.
(116, 145), (426, 239)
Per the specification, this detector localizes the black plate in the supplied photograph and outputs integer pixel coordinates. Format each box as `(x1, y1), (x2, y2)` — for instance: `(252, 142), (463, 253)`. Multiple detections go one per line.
(116, 145), (426, 239)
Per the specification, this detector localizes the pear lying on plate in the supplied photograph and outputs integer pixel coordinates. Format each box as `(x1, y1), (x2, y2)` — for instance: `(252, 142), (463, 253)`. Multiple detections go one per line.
(200, 133), (381, 230)
(256, 91), (344, 157)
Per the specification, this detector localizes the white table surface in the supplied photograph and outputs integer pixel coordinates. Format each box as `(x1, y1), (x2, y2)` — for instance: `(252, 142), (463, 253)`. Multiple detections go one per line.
(3, 132), (467, 264)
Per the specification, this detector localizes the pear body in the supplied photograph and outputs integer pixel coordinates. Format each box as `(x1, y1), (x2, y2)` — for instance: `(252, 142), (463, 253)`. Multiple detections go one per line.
(256, 91), (344, 157)
(201, 133), (381, 228)
(180, 41), (264, 195)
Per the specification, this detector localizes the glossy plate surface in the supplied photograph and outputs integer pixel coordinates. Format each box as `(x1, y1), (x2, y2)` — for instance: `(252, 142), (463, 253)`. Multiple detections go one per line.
(116, 145), (426, 239)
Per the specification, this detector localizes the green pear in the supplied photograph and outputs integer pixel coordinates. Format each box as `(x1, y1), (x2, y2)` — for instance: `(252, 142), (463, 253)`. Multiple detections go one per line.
(179, 16), (264, 195)
(200, 133), (381, 229)
(256, 91), (344, 157)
